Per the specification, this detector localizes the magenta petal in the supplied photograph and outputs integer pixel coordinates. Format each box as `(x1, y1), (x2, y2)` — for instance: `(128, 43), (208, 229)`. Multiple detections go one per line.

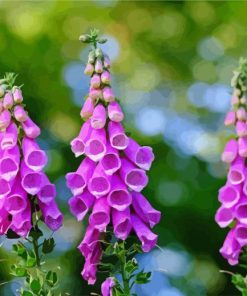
(102, 87), (115, 102)
(108, 121), (129, 150)
(13, 88), (23, 103)
(218, 183), (241, 208)
(89, 196), (110, 231)
(236, 121), (247, 137)
(21, 116), (41, 139)
(90, 74), (101, 89)
(3, 92), (14, 109)
(88, 163), (111, 197)
(84, 128), (107, 161)
(238, 137), (247, 158)
(235, 203), (247, 224)
(37, 175), (56, 204)
(108, 102), (124, 123)
(112, 208), (131, 240)
(221, 139), (238, 163)
(237, 107), (246, 120)
(71, 120), (92, 157)
(120, 157), (148, 192)
(0, 109), (11, 131)
(11, 203), (32, 237)
(80, 97), (94, 120)
(101, 277), (115, 296)
(107, 174), (131, 211)
(228, 156), (245, 185)
(91, 104), (106, 129)
(132, 192), (161, 228)
(131, 213), (158, 252)
(224, 111), (236, 126)
(235, 224), (247, 247)
(0, 206), (11, 234)
(0, 177), (11, 198)
(14, 105), (28, 122)
(69, 190), (94, 221)
(39, 199), (63, 231)
(1, 122), (18, 150)
(220, 228), (241, 265)
(215, 205), (234, 228)
(22, 137), (48, 171)
(0, 146), (20, 181)
(101, 71), (111, 85)
(78, 224), (100, 257)
(100, 144), (121, 175)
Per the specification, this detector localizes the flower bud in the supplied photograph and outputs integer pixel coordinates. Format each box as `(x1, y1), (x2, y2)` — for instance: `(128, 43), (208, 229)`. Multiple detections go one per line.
(13, 88), (23, 103)
(84, 63), (94, 76)
(95, 48), (103, 58)
(89, 88), (102, 101)
(103, 55), (111, 69)
(0, 109), (11, 130)
(0, 85), (5, 97)
(3, 92), (14, 109)
(90, 74), (101, 89)
(231, 95), (239, 106)
(79, 34), (91, 43)
(88, 51), (96, 64)
(103, 87), (115, 102)
(101, 71), (111, 84)
(95, 58), (103, 73)
(14, 105), (28, 122)
(236, 107), (246, 121)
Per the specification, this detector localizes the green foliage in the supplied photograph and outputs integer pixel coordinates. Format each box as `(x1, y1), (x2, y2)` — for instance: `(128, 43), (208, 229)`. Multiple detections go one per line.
(42, 238), (55, 254)
(232, 274), (247, 295)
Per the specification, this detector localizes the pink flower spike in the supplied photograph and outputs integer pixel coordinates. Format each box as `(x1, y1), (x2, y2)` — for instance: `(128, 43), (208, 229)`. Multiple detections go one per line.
(89, 196), (110, 231)
(88, 163), (111, 197)
(0, 177), (11, 199)
(236, 120), (247, 137)
(215, 205), (234, 228)
(95, 58), (103, 74)
(132, 192), (161, 228)
(131, 213), (158, 252)
(108, 102), (124, 122)
(237, 107), (247, 121)
(84, 128), (107, 161)
(78, 225), (100, 257)
(13, 105), (28, 122)
(112, 208), (131, 240)
(235, 203), (247, 224)
(39, 199), (63, 231)
(120, 157), (148, 192)
(13, 88), (23, 103)
(103, 87), (115, 102)
(80, 97), (94, 120)
(0, 146), (20, 181)
(235, 225), (247, 247)
(101, 71), (111, 85)
(22, 137), (48, 172)
(107, 174), (132, 211)
(124, 138), (155, 170)
(69, 190), (94, 221)
(71, 120), (92, 157)
(21, 116), (41, 139)
(238, 137), (247, 158)
(228, 156), (245, 185)
(108, 121), (129, 150)
(91, 104), (106, 129)
(89, 88), (102, 101)
(101, 277), (115, 296)
(0, 109), (11, 131)
(221, 139), (238, 163)
(218, 183), (241, 208)
(220, 228), (241, 266)
(37, 175), (56, 205)
(3, 92), (13, 109)
(90, 74), (101, 89)
(231, 95), (239, 106)
(84, 63), (94, 76)
(224, 111), (236, 126)
(0, 122), (18, 150)
(100, 144), (121, 175)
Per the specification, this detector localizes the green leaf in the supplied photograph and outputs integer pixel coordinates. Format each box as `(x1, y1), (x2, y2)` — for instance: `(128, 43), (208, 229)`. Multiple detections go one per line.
(46, 271), (58, 287)
(26, 252), (36, 268)
(6, 229), (20, 239)
(125, 258), (138, 274)
(21, 291), (33, 296)
(135, 270), (152, 285)
(11, 265), (27, 277)
(29, 228), (43, 240)
(42, 238), (55, 254)
(30, 279), (41, 293)
(12, 243), (27, 260)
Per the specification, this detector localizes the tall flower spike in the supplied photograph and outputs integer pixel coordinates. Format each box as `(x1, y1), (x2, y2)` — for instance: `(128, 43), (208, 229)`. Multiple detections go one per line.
(67, 30), (161, 294)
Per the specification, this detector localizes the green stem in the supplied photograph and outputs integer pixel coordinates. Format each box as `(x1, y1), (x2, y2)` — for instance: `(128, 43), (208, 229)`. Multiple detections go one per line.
(32, 235), (41, 268)
(119, 244), (131, 296)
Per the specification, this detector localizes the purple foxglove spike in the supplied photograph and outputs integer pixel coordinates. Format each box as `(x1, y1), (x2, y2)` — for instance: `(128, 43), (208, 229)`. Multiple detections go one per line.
(3, 92), (14, 109)
(13, 88), (23, 103)
(101, 277), (115, 296)
(89, 196), (110, 231)
(237, 107), (247, 121)
(132, 192), (161, 228)
(84, 128), (106, 161)
(37, 175), (56, 204)
(124, 138), (154, 170)
(228, 156), (245, 185)
(231, 95), (239, 106)
(95, 58), (103, 74)
(108, 121), (129, 150)
(88, 163), (111, 197)
(120, 157), (148, 192)
(20, 161), (44, 195)
(22, 137), (48, 172)
(218, 183), (241, 208)
(71, 120), (92, 157)
(224, 111), (236, 126)
(235, 202), (247, 224)
(215, 205), (234, 228)
(220, 228), (241, 265)
(112, 208), (131, 240)
(21, 116), (41, 139)
(0, 207), (11, 235)
(4, 176), (27, 214)
(103, 87), (115, 103)
(0, 146), (20, 181)
(78, 224), (100, 257)
(66, 157), (96, 196)
(103, 55), (111, 69)
(0, 101), (3, 113)
(0, 109), (11, 131)
(100, 144), (121, 175)
(239, 137), (247, 158)
(221, 139), (238, 163)
(0, 177), (11, 199)
(84, 63), (94, 76)
(0, 122), (18, 150)
(101, 71), (111, 85)
(236, 120), (247, 137)
(80, 97), (94, 120)
(39, 199), (63, 231)
(90, 74), (101, 89)
(69, 190), (94, 221)
(11, 203), (32, 237)
(131, 213), (158, 252)
(235, 224), (247, 247)
(108, 102), (124, 122)
(89, 88), (102, 101)
(13, 105), (28, 122)
(107, 174), (131, 211)
(91, 104), (106, 129)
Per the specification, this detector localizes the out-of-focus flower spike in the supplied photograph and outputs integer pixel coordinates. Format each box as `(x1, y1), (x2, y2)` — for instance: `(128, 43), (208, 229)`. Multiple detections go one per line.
(103, 86), (115, 102)
(89, 88), (102, 101)
(236, 120), (247, 137)
(21, 116), (41, 138)
(80, 97), (94, 120)
(238, 137), (247, 157)
(231, 95), (239, 107)
(101, 71), (111, 85)
(95, 58), (103, 74)
(237, 107), (247, 121)
(91, 104), (106, 129)
(108, 102), (124, 122)
(90, 74), (101, 89)
(84, 63), (94, 76)
(3, 92), (14, 109)
(103, 55), (111, 69)
(13, 88), (23, 103)
(221, 139), (238, 163)
(224, 111), (236, 126)
(101, 277), (115, 296)
(13, 105), (28, 122)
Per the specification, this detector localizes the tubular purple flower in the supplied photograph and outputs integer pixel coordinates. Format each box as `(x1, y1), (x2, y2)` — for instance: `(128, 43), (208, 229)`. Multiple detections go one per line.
(218, 183), (241, 208)
(0, 109), (11, 131)
(107, 174), (131, 211)
(108, 121), (129, 150)
(90, 74), (101, 89)
(38, 199), (63, 231)
(13, 105), (28, 122)
(215, 205), (234, 228)
(84, 128), (106, 161)
(131, 213), (158, 252)
(3, 92), (14, 109)
(13, 88), (23, 103)
(22, 137), (48, 172)
(66, 157), (96, 196)
(88, 163), (111, 197)
(0, 146), (20, 181)
(120, 157), (148, 192)
(235, 203), (247, 224)
(95, 58), (103, 74)
(238, 137), (247, 158)
(21, 116), (41, 139)
(0, 206), (11, 235)
(235, 224), (247, 247)
(37, 175), (56, 205)
(108, 102), (124, 123)
(236, 120), (247, 137)
(11, 204), (32, 237)
(0, 177), (11, 199)
(220, 228), (241, 265)
(91, 104), (106, 129)
(101, 277), (115, 296)
(101, 71), (111, 85)
(221, 139), (238, 163)
(80, 97), (94, 120)
(1, 122), (18, 150)
(228, 156), (245, 185)
(69, 190), (94, 221)
(89, 196), (110, 231)
(103, 87), (115, 103)
(100, 144), (121, 175)
(71, 120), (92, 157)
(78, 224), (100, 257)
(132, 192), (161, 228)
(112, 208), (131, 240)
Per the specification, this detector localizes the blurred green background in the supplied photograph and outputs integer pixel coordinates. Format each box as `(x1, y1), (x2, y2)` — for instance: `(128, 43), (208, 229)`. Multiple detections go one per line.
(0, 1), (247, 295)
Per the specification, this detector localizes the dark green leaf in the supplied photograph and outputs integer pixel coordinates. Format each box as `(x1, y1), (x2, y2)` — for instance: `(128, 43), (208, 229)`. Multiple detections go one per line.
(135, 271), (152, 285)
(6, 229), (20, 239)
(46, 271), (58, 287)
(29, 228), (43, 240)
(42, 238), (55, 254)
(30, 279), (41, 293)
(21, 291), (33, 296)
(125, 258), (138, 274)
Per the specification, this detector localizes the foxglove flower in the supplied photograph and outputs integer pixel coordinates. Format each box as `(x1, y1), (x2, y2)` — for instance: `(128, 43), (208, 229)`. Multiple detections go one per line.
(67, 39), (161, 285)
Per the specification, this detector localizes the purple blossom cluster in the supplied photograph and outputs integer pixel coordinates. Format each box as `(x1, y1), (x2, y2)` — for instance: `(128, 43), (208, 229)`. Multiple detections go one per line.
(216, 90), (247, 265)
(66, 50), (161, 284)
(0, 80), (63, 237)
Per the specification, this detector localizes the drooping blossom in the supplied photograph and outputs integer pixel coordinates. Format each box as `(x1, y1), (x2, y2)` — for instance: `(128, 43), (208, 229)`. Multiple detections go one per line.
(0, 76), (63, 238)
(66, 42), (161, 284)
(101, 277), (115, 296)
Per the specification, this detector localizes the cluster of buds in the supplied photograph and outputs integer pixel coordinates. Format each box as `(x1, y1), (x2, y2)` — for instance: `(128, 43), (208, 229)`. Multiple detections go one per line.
(0, 73), (63, 237)
(216, 59), (247, 265)
(66, 34), (161, 285)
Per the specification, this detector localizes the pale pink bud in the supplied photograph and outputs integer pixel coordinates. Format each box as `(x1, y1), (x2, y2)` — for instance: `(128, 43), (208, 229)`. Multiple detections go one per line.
(90, 74), (101, 89)
(84, 63), (94, 76)
(101, 71), (111, 84)
(237, 107), (246, 121)
(224, 111), (236, 126)
(13, 88), (23, 103)
(103, 87), (115, 103)
(14, 105), (28, 122)
(0, 109), (11, 131)
(95, 58), (103, 74)
(3, 92), (14, 109)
